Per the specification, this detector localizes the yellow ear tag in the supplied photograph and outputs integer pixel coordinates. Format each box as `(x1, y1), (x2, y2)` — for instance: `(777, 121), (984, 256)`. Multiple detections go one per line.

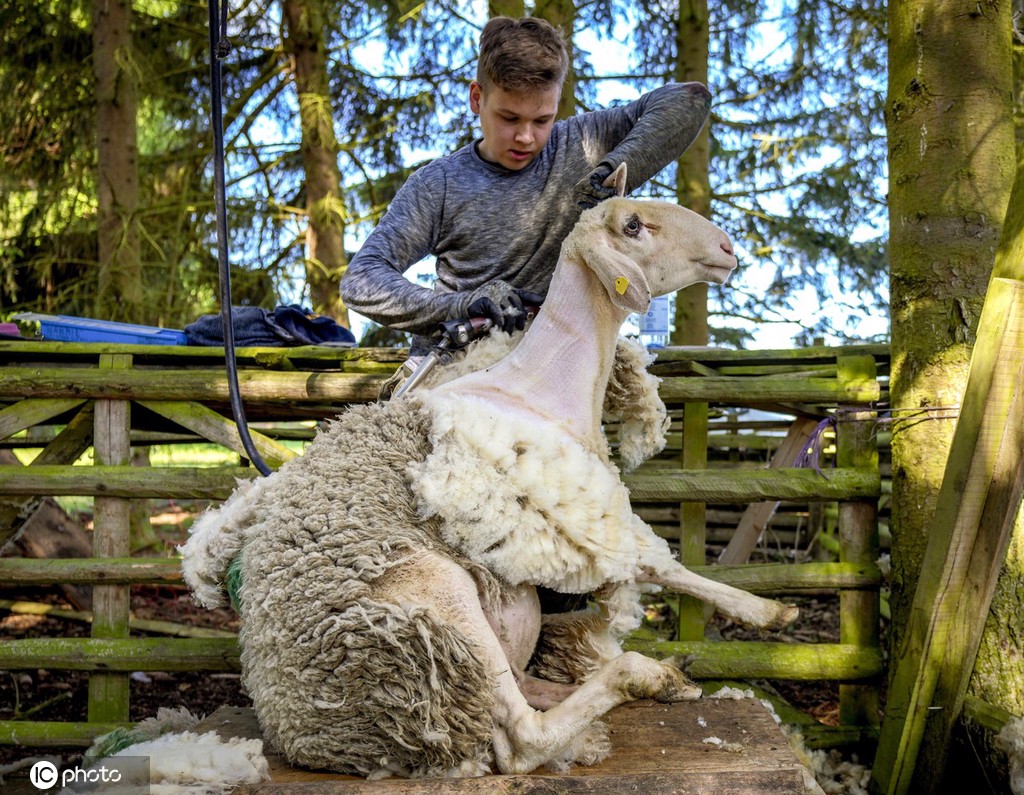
(614, 277), (629, 295)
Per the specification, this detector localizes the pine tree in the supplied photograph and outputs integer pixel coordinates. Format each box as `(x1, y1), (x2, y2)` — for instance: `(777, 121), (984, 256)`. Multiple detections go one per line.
(630, 0), (888, 346)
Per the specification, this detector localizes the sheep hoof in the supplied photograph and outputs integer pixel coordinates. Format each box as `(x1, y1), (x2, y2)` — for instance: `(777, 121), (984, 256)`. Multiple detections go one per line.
(653, 663), (702, 703)
(760, 603), (800, 631)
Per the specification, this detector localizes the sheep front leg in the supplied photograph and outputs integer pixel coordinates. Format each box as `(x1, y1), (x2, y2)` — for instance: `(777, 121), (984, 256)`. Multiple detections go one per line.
(638, 563), (799, 630)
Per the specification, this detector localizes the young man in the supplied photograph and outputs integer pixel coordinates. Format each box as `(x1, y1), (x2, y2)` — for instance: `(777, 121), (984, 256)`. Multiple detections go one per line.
(340, 16), (711, 352)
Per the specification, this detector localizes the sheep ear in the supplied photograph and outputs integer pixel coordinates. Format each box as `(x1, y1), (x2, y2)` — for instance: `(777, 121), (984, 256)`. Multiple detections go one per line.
(585, 232), (651, 314)
(602, 163), (628, 197)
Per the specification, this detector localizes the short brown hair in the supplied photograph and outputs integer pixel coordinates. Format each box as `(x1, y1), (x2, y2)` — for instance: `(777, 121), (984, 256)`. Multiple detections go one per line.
(476, 16), (569, 93)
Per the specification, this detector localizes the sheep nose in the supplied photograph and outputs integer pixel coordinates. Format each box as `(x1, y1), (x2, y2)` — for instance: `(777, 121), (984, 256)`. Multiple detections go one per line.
(720, 237), (734, 257)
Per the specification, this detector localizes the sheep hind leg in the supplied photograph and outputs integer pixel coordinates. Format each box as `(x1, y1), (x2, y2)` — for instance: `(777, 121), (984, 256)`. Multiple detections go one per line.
(390, 552), (699, 775)
(637, 563), (799, 630)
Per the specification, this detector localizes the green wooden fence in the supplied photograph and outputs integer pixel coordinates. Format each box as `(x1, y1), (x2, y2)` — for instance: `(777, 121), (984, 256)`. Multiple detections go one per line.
(0, 339), (888, 749)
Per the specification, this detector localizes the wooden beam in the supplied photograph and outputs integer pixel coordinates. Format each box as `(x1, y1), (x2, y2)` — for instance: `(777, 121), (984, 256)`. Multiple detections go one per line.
(0, 720), (131, 747)
(717, 417), (821, 565)
(677, 401), (708, 640)
(0, 557), (182, 585)
(621, 639), (884, 681)
(872, 278), (1024, 795)
(652, 342), (889, 367)
(0, 558), (881, 592)
(0, 398), (84, 442)
(89, 354), (131, 724)
(0, 464), (879, 502)
(0, 367), (388, 403)
(137, 400), (297, 469)
(836, 355), (881, 729)
(0, 637), (240, 671)
(659, 375), (879, 405)
(624, 467), (880, 502)
(0, 465), (256, 499)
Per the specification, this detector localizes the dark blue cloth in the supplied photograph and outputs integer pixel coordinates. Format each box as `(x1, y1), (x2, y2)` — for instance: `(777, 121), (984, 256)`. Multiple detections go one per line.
(271, 305), (356, 345)
(185, 305), (355, 347)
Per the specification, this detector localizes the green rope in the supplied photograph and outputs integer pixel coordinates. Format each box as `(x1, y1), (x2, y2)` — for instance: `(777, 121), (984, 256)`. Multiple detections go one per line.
(226, 552), (244, 613)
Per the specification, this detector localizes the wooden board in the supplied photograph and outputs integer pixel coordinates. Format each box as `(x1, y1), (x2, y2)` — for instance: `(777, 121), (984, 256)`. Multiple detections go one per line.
(196, 699), (809, 794)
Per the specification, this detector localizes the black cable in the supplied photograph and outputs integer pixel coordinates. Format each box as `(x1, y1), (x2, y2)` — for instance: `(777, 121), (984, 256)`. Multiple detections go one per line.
(207, 0), (272, 476)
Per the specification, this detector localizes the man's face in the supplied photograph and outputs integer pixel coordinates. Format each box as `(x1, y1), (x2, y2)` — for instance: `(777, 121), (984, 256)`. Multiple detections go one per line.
(470, 81), (560, 171)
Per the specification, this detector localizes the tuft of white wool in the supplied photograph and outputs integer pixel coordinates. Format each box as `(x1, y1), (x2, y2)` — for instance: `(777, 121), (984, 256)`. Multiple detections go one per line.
(602, 336), (670, 472)
(792, 740), (870, 795)
(84, 706), (202, 766)
(543, 720), (611, 773)
(706, 688), (870, 795)
(71, 730), (269, 795)
(599, 582), (654, 637)
(708, 685), (758, 700)
(997, 716), (1024, 795)
(410, 392), (675, 607)
(178, 477), (263, 608)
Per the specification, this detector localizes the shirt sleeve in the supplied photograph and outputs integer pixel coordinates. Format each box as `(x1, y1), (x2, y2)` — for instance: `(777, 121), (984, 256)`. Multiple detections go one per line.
(579, 82), (712, 192)
(340, 165), (465, 335)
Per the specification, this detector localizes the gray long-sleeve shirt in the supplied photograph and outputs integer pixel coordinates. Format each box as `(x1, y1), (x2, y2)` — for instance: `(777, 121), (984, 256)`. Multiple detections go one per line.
(340, 82), (712, 338)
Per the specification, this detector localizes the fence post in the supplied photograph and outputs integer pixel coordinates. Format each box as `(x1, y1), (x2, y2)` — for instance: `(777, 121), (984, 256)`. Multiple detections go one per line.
(836, 354), (881, 728)
(677, 400), (708, 640)
(88, 353), (132, 723)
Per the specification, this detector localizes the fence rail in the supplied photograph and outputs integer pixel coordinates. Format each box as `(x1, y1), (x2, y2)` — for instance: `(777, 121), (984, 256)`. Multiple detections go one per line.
(0, 340), (890, 748)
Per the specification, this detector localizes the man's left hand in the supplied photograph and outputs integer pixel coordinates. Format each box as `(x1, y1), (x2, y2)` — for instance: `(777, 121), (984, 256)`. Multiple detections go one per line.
(574, 163), (618, 210)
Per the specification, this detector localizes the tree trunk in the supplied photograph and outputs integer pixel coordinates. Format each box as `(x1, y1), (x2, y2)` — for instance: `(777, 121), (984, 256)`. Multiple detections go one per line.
(671, 0), (711, 642)
(886, 0), (1014, 688)
(487, 0), (525, 18)
(671, 0), (711, 347)
(92, 0), (143, 323)
(534, 0), (576, 120)
(282, 0), (350, 326)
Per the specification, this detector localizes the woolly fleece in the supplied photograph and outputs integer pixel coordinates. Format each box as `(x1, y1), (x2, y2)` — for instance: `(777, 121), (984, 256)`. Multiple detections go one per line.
(998, 716), (1024, 795)
(80, 730), (269, 795)
(411, 391), (675, 630)
(212, 400), (500, 776)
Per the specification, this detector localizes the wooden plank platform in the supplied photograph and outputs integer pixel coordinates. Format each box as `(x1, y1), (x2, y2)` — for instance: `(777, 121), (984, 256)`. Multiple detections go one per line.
(196, 699), (810, 794)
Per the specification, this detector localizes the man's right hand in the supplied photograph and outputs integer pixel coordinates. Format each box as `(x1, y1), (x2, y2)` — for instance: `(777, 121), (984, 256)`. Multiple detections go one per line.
(462, 280), (544, 334)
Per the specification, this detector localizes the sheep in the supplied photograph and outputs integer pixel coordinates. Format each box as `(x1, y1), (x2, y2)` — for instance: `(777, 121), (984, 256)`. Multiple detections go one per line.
(180, 162), (798, 778)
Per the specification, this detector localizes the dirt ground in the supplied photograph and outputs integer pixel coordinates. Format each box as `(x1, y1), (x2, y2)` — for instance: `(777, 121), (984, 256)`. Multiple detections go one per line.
(0, 500), (865, 773)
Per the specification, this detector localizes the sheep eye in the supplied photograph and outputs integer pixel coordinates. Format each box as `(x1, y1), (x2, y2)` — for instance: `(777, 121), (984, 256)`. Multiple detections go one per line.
(623, 216), (642, 237)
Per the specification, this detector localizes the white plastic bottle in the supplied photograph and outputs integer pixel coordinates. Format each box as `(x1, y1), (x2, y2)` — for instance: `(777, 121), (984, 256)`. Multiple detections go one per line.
(638, 293), (673, 348)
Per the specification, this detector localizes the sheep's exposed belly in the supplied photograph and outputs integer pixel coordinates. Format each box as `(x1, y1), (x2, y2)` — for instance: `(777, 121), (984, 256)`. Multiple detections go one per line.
(411, 393), (673, 594)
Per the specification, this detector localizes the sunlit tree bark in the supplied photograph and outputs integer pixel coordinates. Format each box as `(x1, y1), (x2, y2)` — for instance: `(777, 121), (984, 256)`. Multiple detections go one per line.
(283, 0), (350, 325)
(534, 0), (577, 120)
(92, 0), (142, 323)
(672, 0), (711, 346)
(886, 0), (1015, 729)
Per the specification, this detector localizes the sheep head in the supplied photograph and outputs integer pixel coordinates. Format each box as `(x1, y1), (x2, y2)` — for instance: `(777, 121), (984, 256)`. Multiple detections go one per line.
(571, 163), (737, 315)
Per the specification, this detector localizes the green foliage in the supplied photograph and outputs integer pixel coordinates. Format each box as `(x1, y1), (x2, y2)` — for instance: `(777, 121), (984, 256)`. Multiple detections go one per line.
(0, 0), (890, 343)
(628, 0), (889, 344)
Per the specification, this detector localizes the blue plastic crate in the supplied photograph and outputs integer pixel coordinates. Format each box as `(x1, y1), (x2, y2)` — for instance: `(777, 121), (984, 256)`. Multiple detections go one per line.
(13, 313), (188, 346)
